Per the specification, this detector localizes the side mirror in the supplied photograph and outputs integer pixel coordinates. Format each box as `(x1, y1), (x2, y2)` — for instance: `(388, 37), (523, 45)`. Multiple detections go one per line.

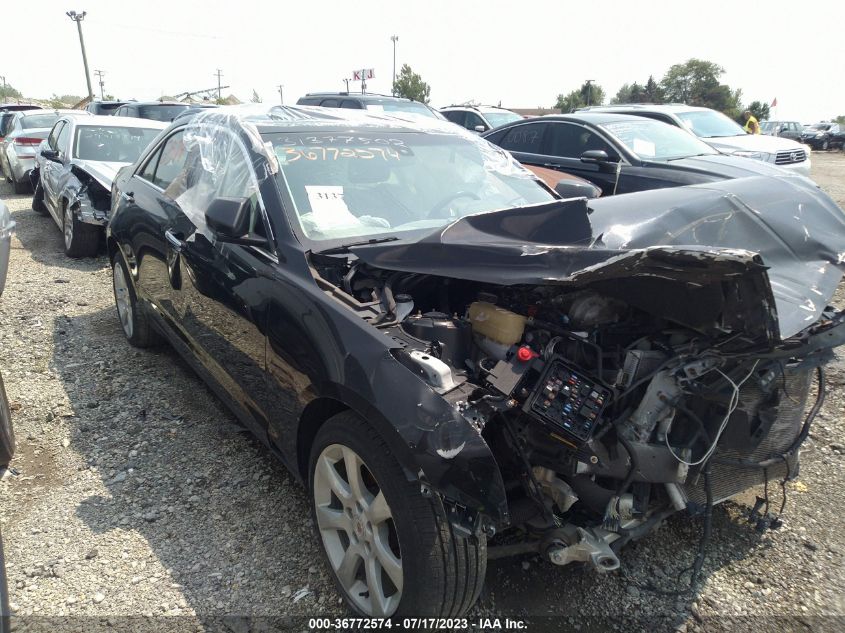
(40, 149), (61, 162)
(473, 125), (487, 133)
(554, 180), (600, 200)
(205, 197), (267, 247)
(580, 149), (617, 163)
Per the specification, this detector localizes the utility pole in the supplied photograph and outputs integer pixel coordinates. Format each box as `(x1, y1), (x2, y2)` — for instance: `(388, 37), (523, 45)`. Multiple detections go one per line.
(94, 69), (105, 100)
(342, 78), (350, 92)
(277, 84), (284, 105)
(390, 35), (399, 94)
(66, 11), (94, 101)
(215, 69), (223, 102)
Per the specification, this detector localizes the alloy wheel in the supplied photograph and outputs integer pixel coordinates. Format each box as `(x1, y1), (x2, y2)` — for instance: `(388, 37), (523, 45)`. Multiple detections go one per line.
(313, 443), (402, 617)
(112, 263), (134, 339)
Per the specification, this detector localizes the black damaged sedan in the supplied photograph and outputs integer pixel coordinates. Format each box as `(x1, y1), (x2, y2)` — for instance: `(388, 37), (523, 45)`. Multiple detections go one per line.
(108, 105), (845, 617)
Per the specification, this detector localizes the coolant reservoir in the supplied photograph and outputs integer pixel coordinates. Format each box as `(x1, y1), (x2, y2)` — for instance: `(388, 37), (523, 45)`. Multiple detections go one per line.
(468, 302), (526, 346)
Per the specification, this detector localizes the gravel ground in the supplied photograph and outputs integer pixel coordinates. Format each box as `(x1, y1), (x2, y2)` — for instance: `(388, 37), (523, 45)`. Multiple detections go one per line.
(1, 153), (845, 632)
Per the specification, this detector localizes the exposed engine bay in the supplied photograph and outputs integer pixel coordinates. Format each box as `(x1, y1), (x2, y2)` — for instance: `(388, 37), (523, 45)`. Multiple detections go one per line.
(311, 252), (840, 580)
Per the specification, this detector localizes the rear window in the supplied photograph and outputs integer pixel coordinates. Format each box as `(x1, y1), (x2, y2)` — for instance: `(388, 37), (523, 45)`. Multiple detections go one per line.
(364, 100), (437, 118)
(137, 105), (190, 122)
(21, 114), (61, 129)
(74, 125), (162, 162)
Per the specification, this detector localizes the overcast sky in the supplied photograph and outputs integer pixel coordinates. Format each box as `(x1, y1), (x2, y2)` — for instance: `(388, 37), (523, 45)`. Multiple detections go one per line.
(4, 1), (843, 122)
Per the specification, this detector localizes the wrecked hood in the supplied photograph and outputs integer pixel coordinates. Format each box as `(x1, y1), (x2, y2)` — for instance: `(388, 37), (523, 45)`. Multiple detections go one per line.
(350, 175), (845, 339)
(71, 159), (127, 189)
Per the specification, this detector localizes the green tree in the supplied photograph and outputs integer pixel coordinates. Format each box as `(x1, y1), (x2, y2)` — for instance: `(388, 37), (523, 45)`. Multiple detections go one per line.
(0, 82), (23, 101)
(660, 58), (742, 117)
(834, 115), (845, 125)
(59, 94), (82, 104)
(744, 100), (770, 123)
(644, 75), (663, 103)
(250, 89), (261, 103)
(392, 64), (431, 103)
(554, 81), (605, 112)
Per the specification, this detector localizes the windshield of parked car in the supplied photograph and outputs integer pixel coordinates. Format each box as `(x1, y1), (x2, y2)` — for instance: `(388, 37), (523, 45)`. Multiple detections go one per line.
(268, 131), (553, 243)
(137, 105), (190, 122)
(364, 101), (438, 118)
(676, 110), (746, 138)
(74, 126), (162, 162)
(21, 113), (61, 130)
(599, 118), (717, 161)
(483, 111), (523, 128)
(760, 121), (776, 133)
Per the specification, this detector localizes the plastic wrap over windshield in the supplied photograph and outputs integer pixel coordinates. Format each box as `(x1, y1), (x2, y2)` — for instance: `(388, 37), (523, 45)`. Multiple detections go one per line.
(260, 107), (548, 241)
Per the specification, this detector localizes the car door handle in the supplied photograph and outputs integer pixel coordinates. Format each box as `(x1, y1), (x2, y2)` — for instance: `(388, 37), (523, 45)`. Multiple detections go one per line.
(164, 229), (186, 252)
(120, 191), (135, 203)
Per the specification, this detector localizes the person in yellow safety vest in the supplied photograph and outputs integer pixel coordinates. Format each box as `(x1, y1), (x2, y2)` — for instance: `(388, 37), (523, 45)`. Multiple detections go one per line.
(743, 111), (761, 134)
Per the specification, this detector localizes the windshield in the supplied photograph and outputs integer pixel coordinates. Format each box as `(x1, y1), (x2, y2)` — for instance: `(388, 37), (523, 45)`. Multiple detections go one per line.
(483, 111), (523, 128)
(760, 121), (776, 133)
(138, 105), (190, 122)
(809, 123), (831, 131)
(268, 131), (553, 243)
(364, 101), (438, 118)
(600, 119), (717, 161)
(21, 113), (61, 130)
(676, 110), (746, 138)
(74, 126), (162, 162)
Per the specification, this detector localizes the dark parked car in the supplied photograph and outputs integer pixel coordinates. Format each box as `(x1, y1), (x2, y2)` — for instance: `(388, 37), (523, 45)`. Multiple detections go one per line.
(296, 92), (442, 119)
(760, 120), (803, 141)
(85, 100), (127, 116)
(114, 101), (192, 122)
(484, 113), (787, 197)
(32, 115), (165, 256)
(800, 122), (843, 150)
(108, 106), (845, 617)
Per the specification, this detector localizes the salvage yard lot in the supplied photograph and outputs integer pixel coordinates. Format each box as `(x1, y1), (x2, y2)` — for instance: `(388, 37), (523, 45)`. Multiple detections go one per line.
(1, 154), (845, 630)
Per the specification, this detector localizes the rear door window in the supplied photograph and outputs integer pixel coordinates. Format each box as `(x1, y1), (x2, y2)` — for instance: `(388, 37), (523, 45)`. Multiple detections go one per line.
(545, 122), (613, 158)
(498, 123), (548, 154)
(320, 99), (341, 108)
(340, 100), (363, 109)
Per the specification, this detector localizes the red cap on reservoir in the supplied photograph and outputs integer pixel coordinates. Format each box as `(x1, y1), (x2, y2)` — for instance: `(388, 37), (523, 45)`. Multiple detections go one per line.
(517, 346), (538, 362)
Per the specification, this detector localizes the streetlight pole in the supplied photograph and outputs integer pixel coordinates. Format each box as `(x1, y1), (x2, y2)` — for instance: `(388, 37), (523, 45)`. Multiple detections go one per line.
(94, 69), (105, 100)
(584, 79), (595, 107)
(390, 35), (399, 94)
(66, 11), (94, 101)
(277, 84), (284, 105)
(342, 78), (350, 92)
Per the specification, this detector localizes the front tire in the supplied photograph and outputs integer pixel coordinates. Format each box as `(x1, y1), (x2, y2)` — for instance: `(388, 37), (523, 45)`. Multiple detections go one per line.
(0, 373), (15, 469)
(309, 412), (486, 618)
(111, 253), (161, 348)
(63, 202), (99, 258)
(822, 139), (829, 151)
(32, 182), (48, 215)
(12, 179), (29, 195)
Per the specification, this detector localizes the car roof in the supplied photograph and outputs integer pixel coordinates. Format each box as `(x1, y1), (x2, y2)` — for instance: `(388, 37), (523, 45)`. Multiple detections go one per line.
(122, 101), (190, 107)
(512, 112), (660, 126)
(21, 109), (90, 119)
(442, 105), (515, 114)
(300, 92), (419, 104)
(65, 114), (168, 129)
(578, 103), (708, 115)
(182, 104), (473, 137)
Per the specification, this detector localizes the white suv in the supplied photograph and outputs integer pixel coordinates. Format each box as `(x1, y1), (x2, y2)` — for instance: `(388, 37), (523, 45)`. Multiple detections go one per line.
(440, 105), (523, 133)
(579, 104), (812, 177)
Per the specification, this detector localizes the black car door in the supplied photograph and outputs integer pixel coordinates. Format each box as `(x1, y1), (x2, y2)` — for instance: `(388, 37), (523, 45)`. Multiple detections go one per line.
(165, 129), (273, 439)
(121, 129), (190, 329)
